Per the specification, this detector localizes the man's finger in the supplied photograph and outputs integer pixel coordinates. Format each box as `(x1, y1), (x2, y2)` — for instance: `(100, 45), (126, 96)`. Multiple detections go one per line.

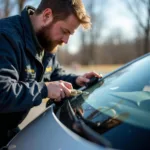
(61, 81), (73, 89)
(81, 76), (90, 83)
(85, 71), (102, 78)
(60, 84), (71, 97)
(60, 89), (65, 99)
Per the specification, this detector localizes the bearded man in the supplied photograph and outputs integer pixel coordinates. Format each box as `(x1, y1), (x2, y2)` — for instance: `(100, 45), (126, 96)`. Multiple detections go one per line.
(0, 0), (101, 147)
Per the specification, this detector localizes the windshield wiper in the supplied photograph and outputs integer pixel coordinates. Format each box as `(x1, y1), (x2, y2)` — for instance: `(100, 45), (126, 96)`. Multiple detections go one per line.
(66, 101), (112, 148)
(76, 109), (122, 134)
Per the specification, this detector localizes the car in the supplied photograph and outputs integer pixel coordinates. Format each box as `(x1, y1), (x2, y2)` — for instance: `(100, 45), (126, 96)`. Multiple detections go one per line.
(3, 53), (150, 150)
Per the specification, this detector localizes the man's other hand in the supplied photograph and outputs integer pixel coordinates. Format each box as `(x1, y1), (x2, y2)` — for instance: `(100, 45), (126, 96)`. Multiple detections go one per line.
(45, 80), (73, 101)
(76, 71), (102, 87)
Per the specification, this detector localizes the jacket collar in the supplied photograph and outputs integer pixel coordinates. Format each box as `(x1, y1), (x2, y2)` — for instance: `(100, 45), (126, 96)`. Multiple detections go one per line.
(21, 6), (44, 60)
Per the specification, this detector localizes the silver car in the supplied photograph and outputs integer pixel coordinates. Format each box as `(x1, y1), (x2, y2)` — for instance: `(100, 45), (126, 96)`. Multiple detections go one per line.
(5, 53), (150, 150)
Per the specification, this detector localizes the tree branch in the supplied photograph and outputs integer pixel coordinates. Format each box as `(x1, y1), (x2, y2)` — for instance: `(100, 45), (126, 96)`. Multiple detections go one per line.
(126, 0), (145, 30)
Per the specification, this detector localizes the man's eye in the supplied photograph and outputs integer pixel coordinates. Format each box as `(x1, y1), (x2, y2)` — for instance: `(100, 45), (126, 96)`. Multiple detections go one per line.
(62, 29), (69, 34)
(63, 30), (67, 34)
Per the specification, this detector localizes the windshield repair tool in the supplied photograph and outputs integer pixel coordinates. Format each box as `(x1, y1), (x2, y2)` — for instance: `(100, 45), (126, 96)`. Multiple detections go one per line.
(70, 89), (89, 96)
(46, 90), (88, 107)
(46, 77), (99, 107)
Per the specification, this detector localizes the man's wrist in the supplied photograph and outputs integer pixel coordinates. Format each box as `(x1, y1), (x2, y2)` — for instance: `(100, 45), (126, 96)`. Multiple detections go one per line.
(73, 76), (81, 89)
(40, 82), (48, 98)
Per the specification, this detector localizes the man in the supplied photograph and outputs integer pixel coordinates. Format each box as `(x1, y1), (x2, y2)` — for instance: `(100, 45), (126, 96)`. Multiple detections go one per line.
(0, 0), (101, 147)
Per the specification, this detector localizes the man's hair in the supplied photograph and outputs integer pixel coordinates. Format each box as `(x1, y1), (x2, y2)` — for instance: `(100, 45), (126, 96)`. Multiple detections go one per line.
(35, 0), (91, 29)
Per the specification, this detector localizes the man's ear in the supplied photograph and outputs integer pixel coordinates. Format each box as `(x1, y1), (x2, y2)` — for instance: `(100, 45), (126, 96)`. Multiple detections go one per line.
(42, 8), (53, 26)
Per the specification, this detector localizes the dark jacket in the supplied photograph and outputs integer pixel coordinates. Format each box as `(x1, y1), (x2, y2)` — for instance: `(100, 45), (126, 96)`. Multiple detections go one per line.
(0, 6), (79, 132)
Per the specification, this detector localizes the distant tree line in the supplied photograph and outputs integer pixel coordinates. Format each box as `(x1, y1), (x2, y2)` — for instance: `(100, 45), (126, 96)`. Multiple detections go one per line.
(57, 37), (144, 65)
(0, 0), (30, 18)
(58, 0), (150, 65)
(0, 0), (149, 65)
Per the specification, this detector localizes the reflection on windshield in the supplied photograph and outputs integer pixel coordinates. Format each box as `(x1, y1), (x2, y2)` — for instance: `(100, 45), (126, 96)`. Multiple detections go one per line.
(110, 91), (150, 107)
(71, 55), (150, 132)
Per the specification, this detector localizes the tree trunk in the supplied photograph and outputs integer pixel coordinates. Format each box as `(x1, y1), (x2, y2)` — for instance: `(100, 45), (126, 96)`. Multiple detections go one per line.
(144, 29), (149, 54)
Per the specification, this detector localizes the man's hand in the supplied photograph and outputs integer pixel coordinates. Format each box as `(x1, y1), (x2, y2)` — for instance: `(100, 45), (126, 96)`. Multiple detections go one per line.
(45, 80), (73, 102)
(76, 71), (102, 86)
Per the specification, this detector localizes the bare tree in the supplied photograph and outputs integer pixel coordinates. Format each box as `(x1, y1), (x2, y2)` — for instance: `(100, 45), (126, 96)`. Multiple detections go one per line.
(4, 0), (10, 17)
(134, 24), (143, 56)
(17, 0), (32, 14)
(123, 0), (150, 54)
(0, 0), (35, 18)
(17, 0), (26, 13)
(0, 0), (13, 18)
(79, 0), (107, 65)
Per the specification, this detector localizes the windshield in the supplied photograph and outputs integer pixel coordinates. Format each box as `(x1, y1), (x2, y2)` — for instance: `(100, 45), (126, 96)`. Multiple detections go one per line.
(70, 54), (150, 131)
(66, 54), (150, 149)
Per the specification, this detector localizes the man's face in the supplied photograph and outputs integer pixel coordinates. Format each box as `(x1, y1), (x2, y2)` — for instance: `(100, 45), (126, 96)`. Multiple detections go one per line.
(36, 14), (80, 53)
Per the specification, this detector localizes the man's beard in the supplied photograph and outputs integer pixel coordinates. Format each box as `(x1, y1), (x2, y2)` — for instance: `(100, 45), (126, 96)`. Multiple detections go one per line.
(36, 23), (58, 52)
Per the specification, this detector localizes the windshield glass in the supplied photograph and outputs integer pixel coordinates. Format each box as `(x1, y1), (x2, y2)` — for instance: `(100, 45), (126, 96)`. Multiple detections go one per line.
(70, 55), (150, 130)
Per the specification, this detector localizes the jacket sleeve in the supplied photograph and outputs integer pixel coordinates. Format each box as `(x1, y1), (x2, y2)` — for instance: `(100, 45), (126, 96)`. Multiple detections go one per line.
(0, 32), (48, 113)
(50, 58), (80, 89)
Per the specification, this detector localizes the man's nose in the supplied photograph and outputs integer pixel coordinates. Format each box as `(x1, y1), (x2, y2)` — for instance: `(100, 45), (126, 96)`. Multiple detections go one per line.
(62, 35), (69, 44)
